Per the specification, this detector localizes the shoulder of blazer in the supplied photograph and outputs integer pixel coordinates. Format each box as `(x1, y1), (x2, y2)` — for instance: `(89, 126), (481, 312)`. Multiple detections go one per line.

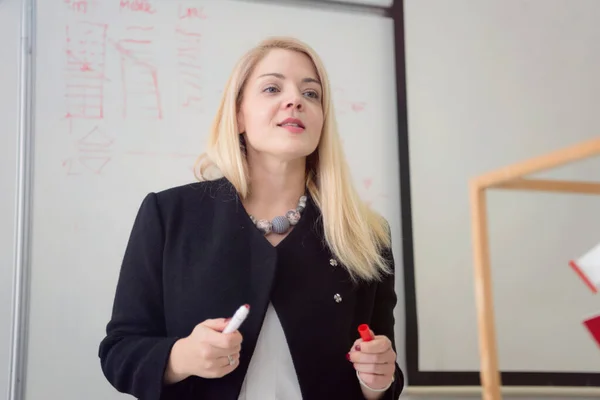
(151, 177), (235, 214)
(155, 176), (232, 201)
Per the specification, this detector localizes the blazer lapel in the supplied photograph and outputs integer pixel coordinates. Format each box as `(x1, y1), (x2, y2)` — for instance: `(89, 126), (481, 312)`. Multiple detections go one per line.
(210, 179), (279, 390)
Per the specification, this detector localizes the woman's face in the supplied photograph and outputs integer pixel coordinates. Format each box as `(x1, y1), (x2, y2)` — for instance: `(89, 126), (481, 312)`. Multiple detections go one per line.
(237, 49), (324, 163)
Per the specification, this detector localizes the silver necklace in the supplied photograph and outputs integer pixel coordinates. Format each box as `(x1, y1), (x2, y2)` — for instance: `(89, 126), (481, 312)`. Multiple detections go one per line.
(249, 195), (307, 235)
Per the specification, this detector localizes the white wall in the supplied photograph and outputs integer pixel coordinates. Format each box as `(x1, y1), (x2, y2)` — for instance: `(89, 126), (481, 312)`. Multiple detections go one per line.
(0, 0), (21, 398)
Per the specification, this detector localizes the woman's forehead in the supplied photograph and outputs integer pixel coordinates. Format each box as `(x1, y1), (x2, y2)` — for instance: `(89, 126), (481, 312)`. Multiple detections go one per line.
(251, 49), (318, 81)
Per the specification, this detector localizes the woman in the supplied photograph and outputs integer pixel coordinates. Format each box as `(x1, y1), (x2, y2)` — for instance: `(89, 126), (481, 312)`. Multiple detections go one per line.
(98, 36), (404, 400)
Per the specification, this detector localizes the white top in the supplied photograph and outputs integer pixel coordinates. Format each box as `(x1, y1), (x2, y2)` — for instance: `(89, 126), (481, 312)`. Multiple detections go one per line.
(238, 303), (303, 400)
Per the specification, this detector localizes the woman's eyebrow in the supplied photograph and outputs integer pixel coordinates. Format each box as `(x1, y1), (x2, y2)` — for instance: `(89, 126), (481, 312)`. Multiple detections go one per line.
(257, 72), (321, 86)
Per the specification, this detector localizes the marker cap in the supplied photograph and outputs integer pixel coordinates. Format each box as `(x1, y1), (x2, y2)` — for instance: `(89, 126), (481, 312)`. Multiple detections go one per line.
(358, 324), (374, 342)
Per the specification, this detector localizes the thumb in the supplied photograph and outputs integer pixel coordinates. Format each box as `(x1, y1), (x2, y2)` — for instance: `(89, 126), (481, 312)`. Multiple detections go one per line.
(200, 318), (230, 332)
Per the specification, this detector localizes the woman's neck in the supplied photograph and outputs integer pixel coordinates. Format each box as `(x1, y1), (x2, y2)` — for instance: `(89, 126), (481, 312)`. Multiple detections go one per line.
(244, 157), (307, 220)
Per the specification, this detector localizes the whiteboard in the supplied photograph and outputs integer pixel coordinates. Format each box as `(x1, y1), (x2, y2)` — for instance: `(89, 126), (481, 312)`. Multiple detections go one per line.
(403, 0), (600, 387)
(26, 0), (401, 399)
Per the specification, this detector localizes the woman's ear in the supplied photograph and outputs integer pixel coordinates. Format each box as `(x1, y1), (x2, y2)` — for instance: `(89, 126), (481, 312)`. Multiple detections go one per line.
(239, 132), (247, 154)
(237, 110), (245, 134)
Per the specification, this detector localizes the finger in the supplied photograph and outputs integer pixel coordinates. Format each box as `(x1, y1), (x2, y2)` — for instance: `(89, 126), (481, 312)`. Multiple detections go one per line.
(203, 343), (242, 359)
(202, 328), (243, 350)
(351, 335), (386, 352)
(357, 371), (394, 390)
(348, 351), (378, 364)
(358, 335), (392, 354)
(214, 330), (243, 350)
(215, 353), (240, 377)
(217, 352), (240, 368)
(353, 361), (395, 375)
(348, 349), (395, 364)
(200, 318), (230, 332)
(201, 353), (240, 379)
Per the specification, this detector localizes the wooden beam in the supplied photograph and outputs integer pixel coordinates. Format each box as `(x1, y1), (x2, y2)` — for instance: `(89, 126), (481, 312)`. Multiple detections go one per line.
(494, 178), (600, 195)
(469, 182), (502, 400)
(475, 137), (600, 188)
(404, 386), (600, 397)
(468, 138), (600, 399)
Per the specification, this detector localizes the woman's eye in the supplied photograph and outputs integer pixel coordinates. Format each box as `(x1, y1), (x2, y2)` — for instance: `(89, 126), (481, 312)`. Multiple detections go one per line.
(263, 86), (279, 93)
(304, 91), (320, 99)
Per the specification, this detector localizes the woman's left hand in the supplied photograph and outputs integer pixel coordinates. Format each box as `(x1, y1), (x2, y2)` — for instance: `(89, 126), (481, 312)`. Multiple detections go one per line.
(347, 331), (396, 395)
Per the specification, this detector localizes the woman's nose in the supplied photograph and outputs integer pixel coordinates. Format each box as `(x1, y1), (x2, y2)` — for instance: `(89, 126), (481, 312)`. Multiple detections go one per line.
(285, 100), (303, 111)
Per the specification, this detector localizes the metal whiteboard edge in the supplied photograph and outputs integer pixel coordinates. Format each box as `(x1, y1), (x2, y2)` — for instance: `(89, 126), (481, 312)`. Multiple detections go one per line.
(404, 386), (600, 397)
(210, 0), (391, 16)
(8, 0), (34, 399)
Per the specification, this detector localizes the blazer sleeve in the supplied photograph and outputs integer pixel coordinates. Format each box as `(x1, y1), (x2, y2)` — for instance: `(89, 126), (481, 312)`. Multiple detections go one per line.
(369, 245), (405, 400)
(98, 192), (180, 400)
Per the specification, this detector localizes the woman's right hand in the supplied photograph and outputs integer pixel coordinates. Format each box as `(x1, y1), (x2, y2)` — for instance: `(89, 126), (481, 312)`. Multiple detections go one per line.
(164, 318), (243, 384)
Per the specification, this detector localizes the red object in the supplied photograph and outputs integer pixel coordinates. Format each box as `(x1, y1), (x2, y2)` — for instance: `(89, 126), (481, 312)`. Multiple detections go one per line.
(569, 260), (598, 294)
(358, 324), (374, 342)
(583, 315), (600, 348)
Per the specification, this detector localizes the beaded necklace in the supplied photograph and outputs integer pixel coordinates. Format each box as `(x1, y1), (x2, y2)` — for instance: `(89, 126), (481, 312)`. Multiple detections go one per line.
(249, 195), (307, 236)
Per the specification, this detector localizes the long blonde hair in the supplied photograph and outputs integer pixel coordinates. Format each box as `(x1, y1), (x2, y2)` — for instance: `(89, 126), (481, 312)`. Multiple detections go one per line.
(195, 37), (392, 282)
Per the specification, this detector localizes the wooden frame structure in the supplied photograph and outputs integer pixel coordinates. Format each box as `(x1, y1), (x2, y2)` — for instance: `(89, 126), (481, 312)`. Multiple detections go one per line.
(469, 136), (600, 400)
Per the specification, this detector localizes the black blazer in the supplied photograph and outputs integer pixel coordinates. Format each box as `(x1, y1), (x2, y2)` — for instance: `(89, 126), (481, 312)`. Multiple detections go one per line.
(98, 177), (404, 399)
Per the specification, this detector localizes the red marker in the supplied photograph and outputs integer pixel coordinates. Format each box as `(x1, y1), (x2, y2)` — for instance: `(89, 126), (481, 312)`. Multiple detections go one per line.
(358, 324), (374, 342)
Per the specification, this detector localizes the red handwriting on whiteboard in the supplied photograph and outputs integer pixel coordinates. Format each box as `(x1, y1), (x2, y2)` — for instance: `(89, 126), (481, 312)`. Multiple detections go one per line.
(176, 25), (203, 111)
(64, 0), (89, 13)
(63, 122), (114, 175)
(112, 27), (163, 120)
(120, 0), (156, 14)
(361, 178), (388, 208)
(178, 5), (207, 19)
(125, 150), (197, 158)
(126, 150), (197, 176)
(332, 87), (367, 115)
(351, 102), (366, 112)
(64, 22), (108, 119)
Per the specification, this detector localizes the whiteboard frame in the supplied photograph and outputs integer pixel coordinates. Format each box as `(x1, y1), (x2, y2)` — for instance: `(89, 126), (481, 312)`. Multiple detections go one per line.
(8, 0), (34, 399)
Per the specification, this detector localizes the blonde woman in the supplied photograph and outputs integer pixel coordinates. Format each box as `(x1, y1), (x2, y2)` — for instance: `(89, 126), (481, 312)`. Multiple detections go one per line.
(99, 37), (404, 400)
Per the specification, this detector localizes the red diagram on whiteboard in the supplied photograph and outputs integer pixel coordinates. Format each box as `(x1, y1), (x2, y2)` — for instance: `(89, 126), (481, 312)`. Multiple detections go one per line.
(64, 22), (108, 119)
(178, 5), (207, 19)
(332, 87), (367, 115)
(63, 156), (112, 175)
(125, 149), (197, 176)
(361, 177), (388, 207)
(63, 122), (114, 175)
(176, 24), (203, 111)
(113, 27), (163, 120)
(120, 0), (156, 14)
(78, 125), (114, 147)
(64, 0), (91, 13)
